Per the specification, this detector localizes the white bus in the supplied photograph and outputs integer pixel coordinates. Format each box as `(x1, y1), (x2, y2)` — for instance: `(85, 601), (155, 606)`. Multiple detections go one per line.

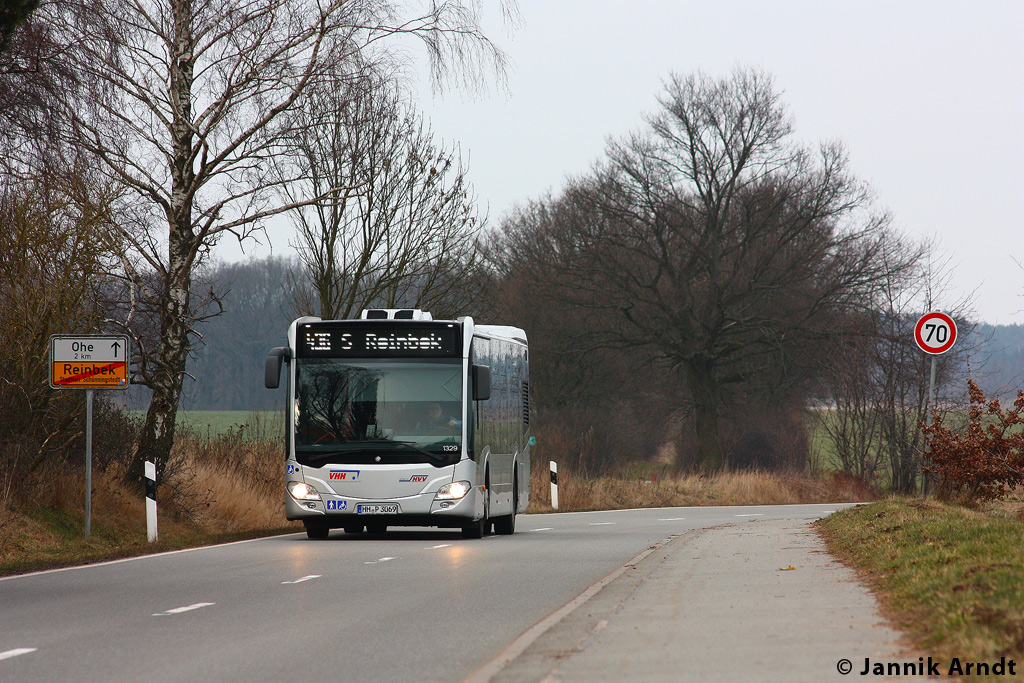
(265, 309), (530, 539)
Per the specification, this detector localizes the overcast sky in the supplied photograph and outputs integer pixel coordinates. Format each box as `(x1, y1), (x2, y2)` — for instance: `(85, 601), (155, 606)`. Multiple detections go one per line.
(222, 0), (1023, 324)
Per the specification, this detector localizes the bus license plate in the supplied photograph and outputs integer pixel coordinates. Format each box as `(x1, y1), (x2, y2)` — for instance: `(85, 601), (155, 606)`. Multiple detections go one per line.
(357, 504), (399, 515)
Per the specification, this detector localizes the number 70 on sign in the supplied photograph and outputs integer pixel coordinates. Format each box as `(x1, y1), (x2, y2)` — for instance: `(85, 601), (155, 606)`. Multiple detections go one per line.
(914, 312), (957, 355)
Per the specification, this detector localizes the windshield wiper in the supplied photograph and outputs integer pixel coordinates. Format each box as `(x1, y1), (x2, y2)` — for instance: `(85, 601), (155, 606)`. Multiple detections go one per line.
(372, 440), (450, 465)
(297, 441), (454, 466)
(296, 448), (374, 466)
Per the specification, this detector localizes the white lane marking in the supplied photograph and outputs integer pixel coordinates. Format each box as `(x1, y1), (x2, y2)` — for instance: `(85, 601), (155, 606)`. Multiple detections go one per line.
(658, 517), (686, 521)
(365, 557), (396, 564)
(0, 648), (37, 662)
(529, 527), (553, 532)
(735, 514), (764, 517)
(153, 602), (215, 616)
(426, 544), (451, 550)
(589, 522), (616, 526)
(282, 574), (322, 584)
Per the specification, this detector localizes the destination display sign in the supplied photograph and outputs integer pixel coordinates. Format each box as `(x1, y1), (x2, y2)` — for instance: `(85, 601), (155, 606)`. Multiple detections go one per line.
(50, 335), (130, 389)
(296, 322), (462, 358)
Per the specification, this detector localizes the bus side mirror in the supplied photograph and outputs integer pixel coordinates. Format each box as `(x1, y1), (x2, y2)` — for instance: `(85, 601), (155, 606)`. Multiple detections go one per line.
(472, 364), (491, 401)
(265, 347), (290, 389)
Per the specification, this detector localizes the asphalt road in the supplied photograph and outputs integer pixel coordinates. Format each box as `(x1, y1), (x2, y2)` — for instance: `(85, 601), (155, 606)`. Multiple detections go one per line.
(0, 504), (853, 682)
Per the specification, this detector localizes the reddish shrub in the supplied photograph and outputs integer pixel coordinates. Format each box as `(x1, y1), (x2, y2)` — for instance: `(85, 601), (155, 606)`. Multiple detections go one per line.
(922, 380), (1024, 502)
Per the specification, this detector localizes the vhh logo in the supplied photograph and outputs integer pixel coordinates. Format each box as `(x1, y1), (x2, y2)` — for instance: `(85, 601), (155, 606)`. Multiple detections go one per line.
(329, 470), (359, 481)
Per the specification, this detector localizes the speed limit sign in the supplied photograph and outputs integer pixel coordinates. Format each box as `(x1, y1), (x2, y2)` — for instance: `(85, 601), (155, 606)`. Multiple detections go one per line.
(914, 311), (957, 355)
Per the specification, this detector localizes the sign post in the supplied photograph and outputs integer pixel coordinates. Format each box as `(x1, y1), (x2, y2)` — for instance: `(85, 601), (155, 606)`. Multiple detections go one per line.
(49, 335), (130, 537)
(913, 312), (957, 497)
(85, 388), (93, 537)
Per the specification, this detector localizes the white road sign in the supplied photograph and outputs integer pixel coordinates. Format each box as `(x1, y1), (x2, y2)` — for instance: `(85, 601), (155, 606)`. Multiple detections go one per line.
(914, 312), (957, 355)
(49, 335), (130, 389)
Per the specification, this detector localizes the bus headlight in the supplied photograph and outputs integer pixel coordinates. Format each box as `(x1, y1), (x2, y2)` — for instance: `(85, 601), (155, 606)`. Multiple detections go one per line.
(435, 480), (472, 501)
(288, 481), (322, 501)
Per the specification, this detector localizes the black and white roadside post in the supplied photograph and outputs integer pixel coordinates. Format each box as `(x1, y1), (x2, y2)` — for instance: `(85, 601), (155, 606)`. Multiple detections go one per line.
(145, 460), (158, 542)
(550, 461), (558, 510)
(49, 335), (130, 538)
(914, 311), (958, 497)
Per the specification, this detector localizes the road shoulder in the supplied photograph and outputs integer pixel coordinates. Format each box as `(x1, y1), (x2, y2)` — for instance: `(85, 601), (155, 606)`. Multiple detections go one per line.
(478, 519), (933, 683)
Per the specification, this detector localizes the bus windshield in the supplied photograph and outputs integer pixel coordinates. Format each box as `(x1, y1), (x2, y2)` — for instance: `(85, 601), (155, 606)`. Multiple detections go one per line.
(295, 359), (463, 459)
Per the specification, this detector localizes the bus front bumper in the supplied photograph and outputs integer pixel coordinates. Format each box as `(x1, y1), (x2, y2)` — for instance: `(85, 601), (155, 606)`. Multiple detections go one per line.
(285, 487), (481, 528)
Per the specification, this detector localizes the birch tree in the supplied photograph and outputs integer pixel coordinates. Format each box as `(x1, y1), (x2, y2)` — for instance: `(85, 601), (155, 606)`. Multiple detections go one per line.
(38, 0), (507, 489)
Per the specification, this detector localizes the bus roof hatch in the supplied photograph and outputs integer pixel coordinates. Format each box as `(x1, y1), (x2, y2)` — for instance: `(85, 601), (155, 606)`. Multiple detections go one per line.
(360, 308), (433, 321)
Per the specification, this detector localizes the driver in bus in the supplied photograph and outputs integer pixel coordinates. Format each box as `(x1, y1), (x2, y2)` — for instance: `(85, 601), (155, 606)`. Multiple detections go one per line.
(420, 402), (461, 431)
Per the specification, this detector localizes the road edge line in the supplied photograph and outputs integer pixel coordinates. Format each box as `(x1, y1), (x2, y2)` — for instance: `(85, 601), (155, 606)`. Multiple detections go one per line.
(0, 532), (305, 583)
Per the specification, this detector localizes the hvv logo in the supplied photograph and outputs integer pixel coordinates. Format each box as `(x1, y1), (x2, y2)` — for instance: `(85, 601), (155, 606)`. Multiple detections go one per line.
(329, 470), (360, 481)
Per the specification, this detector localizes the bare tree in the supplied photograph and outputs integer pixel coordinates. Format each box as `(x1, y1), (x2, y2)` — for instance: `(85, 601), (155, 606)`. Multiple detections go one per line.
(875, 254), (977, 492)
(498, 68), (920, 471)
(813, 243), (978, 492)
(33, 0), (508, 489)
(812, 312), (886, 481)
(278, 70), (486, 321)
(0, 1), (84, 176)
(1, 2), (128, 503)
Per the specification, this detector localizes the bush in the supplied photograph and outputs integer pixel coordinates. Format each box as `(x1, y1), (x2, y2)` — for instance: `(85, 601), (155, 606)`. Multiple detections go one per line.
(922, 379), (1024, 502)
(0, 173), (116, 510)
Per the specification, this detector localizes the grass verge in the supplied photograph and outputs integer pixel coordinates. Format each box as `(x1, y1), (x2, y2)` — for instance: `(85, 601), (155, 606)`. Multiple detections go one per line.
(0, 504), (297, 576)
(818, 499), (1024, 680)
(526, 464), (876, 513)
(1, 424), (299, 577)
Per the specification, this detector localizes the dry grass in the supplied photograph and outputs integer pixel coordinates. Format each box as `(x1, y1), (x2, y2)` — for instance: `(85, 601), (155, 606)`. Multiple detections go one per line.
(820, 498), (1024, 681)
(0, 466), (241, 574)
(160, 427), (293, 533)
(0, 422), (298, 575)
(526, 463), (878, 513)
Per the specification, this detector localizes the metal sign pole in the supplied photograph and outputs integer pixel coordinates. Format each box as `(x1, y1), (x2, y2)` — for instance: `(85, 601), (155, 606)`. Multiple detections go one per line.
(913, 312), (956, 499)
(85, 388), (93, 538)
(921, 355), (938, 498)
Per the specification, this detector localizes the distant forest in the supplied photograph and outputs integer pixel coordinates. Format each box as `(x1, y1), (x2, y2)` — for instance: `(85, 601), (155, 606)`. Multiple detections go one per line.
(113, 256), (1024, 413)
(120, 257), (297, 412)
(971, 321), (1024, 399)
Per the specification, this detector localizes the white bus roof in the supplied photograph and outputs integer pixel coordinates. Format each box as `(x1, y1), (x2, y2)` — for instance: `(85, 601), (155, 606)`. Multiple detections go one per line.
(474, 325), (528, 345)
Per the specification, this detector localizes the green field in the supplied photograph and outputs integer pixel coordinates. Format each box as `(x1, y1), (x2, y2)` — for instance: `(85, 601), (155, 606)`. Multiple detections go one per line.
(127, 410), (284, 439)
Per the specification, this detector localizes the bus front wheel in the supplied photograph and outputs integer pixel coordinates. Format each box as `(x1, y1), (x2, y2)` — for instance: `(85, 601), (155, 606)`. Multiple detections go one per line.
(462, 516), (487, 539)
(304, 521), (329, 540)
